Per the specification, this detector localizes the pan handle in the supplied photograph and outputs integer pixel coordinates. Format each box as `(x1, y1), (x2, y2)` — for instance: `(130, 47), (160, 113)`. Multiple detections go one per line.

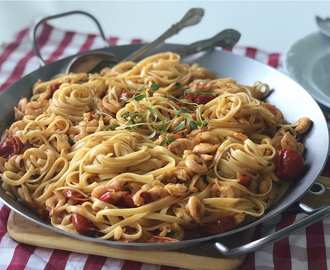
(31, 10), (110, 66)
(212, 203), (330, 257)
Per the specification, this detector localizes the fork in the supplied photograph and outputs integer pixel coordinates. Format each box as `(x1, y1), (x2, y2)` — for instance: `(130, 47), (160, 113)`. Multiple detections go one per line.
(316, 15), (330, 37)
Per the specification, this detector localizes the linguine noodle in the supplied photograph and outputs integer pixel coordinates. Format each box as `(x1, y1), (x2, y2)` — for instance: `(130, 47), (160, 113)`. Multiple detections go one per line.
(0, 52), (311, 242)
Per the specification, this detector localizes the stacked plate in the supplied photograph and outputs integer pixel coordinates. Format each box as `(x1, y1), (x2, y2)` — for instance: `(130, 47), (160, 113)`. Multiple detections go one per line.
(285, 31), (330, 114)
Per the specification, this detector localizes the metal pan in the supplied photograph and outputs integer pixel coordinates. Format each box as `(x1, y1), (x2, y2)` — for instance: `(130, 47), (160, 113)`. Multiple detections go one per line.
(0, 39), (329, 253)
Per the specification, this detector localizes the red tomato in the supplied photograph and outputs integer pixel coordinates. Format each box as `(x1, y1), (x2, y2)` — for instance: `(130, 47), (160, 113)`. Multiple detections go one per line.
(185, 92), (216, 105)
(0, 136), (24, 158)
(50, 82), (61, 94)
(64, 189), (88, 204)
(99, 191), (116, 204)
(275, 148), (304, 182)
(116, 194), (136, 208)
(140, 191), (153, 204)
(64, 189), (85, 199)
(119, 92), (135, 101)
(195, 94), (216, 105)
(38, 208), (50, 221)
(238, 175), (252, 187)
(199, 216), (236, 236)
(72, 213), (95, 235)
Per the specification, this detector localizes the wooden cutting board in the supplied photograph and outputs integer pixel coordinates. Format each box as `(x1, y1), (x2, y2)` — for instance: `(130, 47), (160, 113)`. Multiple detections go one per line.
(7, 176), (330, 270)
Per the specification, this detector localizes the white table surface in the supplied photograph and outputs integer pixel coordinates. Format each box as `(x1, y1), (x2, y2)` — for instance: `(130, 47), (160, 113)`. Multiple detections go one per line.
(0, 1), (329, 55)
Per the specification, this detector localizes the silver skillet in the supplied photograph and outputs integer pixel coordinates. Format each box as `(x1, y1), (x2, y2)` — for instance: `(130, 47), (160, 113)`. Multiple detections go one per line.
(0, 12), (329, 256)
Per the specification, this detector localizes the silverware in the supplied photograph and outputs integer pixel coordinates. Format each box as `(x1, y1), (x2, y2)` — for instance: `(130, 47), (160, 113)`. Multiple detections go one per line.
(66, 8), (204, 73)
(176, 28), (240, 56)
(76, 28), (241, 74)
(316, 15), (330, 37)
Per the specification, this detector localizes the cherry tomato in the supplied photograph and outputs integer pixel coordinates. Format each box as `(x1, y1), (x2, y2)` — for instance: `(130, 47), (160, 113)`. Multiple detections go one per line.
(38, 208), (50, 221)
(275, 148), (304, 182)
(119, 92), (135, 101)
(99, 191), (116, 204)
(195, 94), (216, 105)
(0, 135), (24, 158)
(238, 175), (252, 187)
(72, 212), (95, 235)
(185, 92), (216, 105)
(116, 194), (136, 208)
(64, 189), (88, 204)
(140, 191), (153, 204)
(50, 82), (61, 94)
(199, 216), (236, 236)
(64, 189), (85, 199)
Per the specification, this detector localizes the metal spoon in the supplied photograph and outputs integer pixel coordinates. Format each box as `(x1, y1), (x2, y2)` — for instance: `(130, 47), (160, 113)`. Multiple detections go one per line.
(66, 8), (204, 73)
(316, 15), (330, 38)
(68, 28), (241, 74)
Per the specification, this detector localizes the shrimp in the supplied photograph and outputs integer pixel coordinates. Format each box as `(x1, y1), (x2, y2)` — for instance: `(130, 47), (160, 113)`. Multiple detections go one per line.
(168, 138), (196, 155)
(193, 143), (219, 155)
(7, 120), (26, 137)
(198, 131), (220, 144)
(262, 103), (284, 123)
(45, 191), (66, 216)
(24, 100), (49, 118)
(185, 196), (205, 224)
(280, 132), (297, 151)
(14, 98), (28, 120)
(148, 183), (169, 200)
(233, 132), (248, 142)
(98, 95), (121, 116)
(165, 183), (188, 197)
(188, 79), (212, 93)
(184, 154), (208, 174)
(69, 124), (89, 143)
(211, 180), (237, 198)
(295, 117), (311, 134)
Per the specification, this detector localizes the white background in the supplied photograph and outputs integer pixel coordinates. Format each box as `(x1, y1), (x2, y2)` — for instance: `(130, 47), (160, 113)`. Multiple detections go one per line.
(0, 1), (330, 55)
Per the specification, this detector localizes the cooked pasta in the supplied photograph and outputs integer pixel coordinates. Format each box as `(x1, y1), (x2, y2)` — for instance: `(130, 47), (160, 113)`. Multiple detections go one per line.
(0, 52), (311, 242)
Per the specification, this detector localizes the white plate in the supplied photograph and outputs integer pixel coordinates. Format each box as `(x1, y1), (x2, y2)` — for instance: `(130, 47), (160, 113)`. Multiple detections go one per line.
(285, 32), (330, 113)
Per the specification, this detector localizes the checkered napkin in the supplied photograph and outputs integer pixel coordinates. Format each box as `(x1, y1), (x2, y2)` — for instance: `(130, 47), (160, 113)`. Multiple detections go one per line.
(0, 22), (329, 270)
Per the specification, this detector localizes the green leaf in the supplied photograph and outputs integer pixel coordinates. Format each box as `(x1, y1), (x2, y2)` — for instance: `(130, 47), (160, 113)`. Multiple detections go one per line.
(134, 94), (145, 101)
(137, 85), (145, 91)
(184, 89), (192, 95)
(159, 140), (167, 146)
(189, 120), (198, 130)
(173, 120), (186, 132)
(193, 90), (203, 95)
(161, 124), (167, 132)
(150, 84), (161, 91)
(167, 137), (177, 144)
(177, 108), (188, 115)
(147, 107), (158, 118)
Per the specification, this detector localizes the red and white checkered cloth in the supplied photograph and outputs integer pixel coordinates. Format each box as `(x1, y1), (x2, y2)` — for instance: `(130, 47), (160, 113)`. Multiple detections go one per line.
(0, 22), (329, 270)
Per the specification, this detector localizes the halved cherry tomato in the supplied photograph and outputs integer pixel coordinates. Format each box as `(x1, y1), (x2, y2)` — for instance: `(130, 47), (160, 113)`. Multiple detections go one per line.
(140, 191), (153, 204)
(72, 213), (95, 235)
(116, 194), (136, 208)
(99, 191), (117, 204)
(0, 135), (24, 158)
(64, 189), (88, 204)
(50, 82), (61, 94)
(119, 92), (135, 101)
(275, 148), (304, 182)
(38, 208), (50, 221)
(238, 175), (252, 187)
(199, 216), (236, 236)
(185, 92), (216, 105)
